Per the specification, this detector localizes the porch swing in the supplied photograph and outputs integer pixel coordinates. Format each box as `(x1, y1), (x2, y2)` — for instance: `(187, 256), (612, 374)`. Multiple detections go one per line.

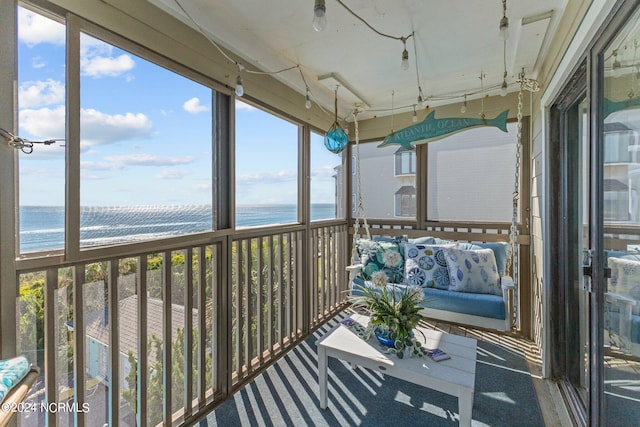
(346, 71), (539, 332)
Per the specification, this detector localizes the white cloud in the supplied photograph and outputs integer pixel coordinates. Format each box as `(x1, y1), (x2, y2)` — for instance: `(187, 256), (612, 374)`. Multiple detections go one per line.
(103, 154), (196, 168)
(156, 169), (188, 179)
(19, 106), (154, 146)
(18, 106), (66, 140)
(81, 155), (195, 173)
(235, 100), (256, 112)
(237, 170), (297, 184)
(183, 97), (209, 114)
(194, 183), (211, 191)
(19, 79), (65, 108)
(311, 165), (337, 181)
(18, 8), (65, 46)
(31, 56), (46, 69)
(82, 174), (107, 180)
(81, 54), (135, 78)
(80, 160), (115, 171)
(81, 109), (153, 146)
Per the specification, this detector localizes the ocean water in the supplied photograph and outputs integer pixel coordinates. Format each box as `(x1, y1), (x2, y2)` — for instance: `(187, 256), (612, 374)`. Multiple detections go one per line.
(19, 204), (336, 253)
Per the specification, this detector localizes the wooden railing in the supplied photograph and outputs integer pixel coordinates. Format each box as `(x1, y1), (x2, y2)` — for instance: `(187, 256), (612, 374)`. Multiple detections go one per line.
(13, 221), (350, 427)
(12, 217), (535, 426)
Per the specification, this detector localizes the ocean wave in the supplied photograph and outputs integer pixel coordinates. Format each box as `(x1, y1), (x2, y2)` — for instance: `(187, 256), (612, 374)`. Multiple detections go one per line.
(20, 204), (335, 252)
(20, 227), (65, 235)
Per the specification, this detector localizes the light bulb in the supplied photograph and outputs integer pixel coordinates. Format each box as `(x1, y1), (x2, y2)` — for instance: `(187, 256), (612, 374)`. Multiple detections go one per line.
(305, 92), (312, 109)
(235, 75), (244, 97)
(460, 101), (467, 114)
(401, 49), (409, 71)
(313, 0), (326, 32)
(412, 110), (418, 122)
(613, 59), (623, 78)
(499, 16), (509, 41)
(500, 79), (508, 96)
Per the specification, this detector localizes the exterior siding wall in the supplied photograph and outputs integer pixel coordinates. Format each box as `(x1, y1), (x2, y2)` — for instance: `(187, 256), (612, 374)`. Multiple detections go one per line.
(529, 0), (596, 373)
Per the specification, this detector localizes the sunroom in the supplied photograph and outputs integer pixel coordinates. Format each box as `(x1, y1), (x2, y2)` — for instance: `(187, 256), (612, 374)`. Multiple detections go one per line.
(1, 1), (640, 426)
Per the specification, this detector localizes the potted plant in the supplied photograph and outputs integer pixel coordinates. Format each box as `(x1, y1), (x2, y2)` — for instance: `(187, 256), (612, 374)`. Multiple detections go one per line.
(350, 270), (427, 358)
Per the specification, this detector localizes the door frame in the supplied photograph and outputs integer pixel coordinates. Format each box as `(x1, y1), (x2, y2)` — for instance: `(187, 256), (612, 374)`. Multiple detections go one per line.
(548, 1), (640, 425)
(548, 59), (589, 426)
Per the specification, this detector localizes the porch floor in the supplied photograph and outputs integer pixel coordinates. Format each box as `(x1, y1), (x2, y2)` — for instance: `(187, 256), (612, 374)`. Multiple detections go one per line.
(198, 311), (569, 426)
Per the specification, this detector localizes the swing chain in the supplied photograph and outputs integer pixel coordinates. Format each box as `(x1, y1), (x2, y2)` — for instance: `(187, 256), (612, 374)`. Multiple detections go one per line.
(351, 109), (371, 264)
(508, 69), (540, 328)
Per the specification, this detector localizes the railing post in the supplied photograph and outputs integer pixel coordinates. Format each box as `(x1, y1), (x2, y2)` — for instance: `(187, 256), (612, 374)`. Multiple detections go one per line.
(44, 269), (57, 427)
(73, 265), (86, 427)
(108, 258), (120, 426)
(162, 251), (172, 424)
(137, 256), (148, 426)
(219, 237), (232, 397)
(184, 248), (194, 417)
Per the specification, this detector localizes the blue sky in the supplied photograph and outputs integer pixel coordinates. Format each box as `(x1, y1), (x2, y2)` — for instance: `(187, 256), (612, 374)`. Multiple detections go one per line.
(17, 7), (340, 207)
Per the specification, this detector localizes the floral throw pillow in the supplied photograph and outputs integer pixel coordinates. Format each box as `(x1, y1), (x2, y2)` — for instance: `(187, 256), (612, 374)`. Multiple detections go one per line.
(403, 243), (453, 289)
(356, 238), (405, 284)
(445, 247), (501, 295)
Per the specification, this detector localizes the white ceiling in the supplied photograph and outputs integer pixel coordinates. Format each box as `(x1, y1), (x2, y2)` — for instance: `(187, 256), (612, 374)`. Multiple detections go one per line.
(150, 0), (567, 120)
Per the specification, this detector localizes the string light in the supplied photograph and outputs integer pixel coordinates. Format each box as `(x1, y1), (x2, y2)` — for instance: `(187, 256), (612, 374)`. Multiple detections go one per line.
(501, 75), (508, 96)
(612, 49), (623, 78)
(499, 0), (509, 41)
(175, 0), (515, 123)
(500, 2), (509, 97)
(412, 105), (418, 122)
(331, 0), (413, 73)
(313, 0), (327, 32)
(305, 88), (312, 109)
(479, 71), (486, 119)
(401, 37), (410, 71)
(235, 75), (244, 97)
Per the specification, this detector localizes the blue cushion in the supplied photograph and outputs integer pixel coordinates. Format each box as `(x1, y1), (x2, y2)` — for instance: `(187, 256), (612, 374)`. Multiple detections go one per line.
(422, 287), (505, 319)
(408, 236), (436, 245)
(350, 281), (505, 320)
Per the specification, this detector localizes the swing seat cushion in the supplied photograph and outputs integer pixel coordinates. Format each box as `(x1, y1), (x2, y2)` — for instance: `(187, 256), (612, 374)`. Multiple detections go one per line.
(351, 278), (507, 320)
(422, 286), (507, 319)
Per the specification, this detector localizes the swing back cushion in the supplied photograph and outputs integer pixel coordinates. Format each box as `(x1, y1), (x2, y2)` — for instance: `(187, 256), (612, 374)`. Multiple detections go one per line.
(354, 237), (509, 295)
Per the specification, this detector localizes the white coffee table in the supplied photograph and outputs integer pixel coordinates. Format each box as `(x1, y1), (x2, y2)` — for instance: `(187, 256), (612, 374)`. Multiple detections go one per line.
(316, 313), (477, 426)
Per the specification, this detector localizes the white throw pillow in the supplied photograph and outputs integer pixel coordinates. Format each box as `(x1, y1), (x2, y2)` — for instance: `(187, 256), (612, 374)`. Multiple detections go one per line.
(445, 247), (501, 296)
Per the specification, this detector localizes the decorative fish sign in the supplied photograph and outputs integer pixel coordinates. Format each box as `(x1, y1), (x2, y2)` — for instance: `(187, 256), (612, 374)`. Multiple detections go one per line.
(379, 109), (509, 149)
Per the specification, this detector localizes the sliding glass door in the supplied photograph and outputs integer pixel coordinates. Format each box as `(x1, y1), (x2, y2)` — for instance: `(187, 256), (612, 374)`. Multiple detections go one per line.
(599, 4), (640, 424)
